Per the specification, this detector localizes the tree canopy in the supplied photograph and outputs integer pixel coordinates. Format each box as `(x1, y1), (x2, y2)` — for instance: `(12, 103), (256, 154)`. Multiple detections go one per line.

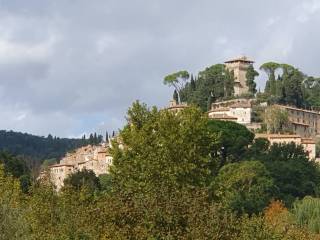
(214, 161), (275, 215)
(259, 62), (320, 109)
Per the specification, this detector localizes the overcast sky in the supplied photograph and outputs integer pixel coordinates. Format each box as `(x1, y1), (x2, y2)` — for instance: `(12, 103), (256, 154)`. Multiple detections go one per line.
(0, 0), (319, 137)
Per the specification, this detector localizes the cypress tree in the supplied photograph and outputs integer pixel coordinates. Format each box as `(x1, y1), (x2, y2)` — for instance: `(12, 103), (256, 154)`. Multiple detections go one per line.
(190, 75), (196, 91)
(105, 131), (109, 143)
(173, 90), (179, 104)
(245, 65), (258, 95)
(207, 94), (213, 111)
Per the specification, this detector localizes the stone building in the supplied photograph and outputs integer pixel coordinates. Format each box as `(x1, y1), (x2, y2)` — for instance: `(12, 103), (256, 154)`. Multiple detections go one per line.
(275, 104), (320, 138)
(224, 56), (254, 96)
(166, 100), (188, 113)
(208, 98), (253, 125)
(255, 133), (316, 160)
(48, 143), (113, 191)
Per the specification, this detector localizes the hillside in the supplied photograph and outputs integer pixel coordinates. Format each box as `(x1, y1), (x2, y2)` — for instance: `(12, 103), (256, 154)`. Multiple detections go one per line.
(0, 130), (100, 165)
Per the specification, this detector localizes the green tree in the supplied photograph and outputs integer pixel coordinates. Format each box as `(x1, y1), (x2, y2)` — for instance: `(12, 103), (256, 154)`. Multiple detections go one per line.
(173, 89), (179, 103)
(99, 174), (113, 193)
(111, 101), (218, 194)
(163, 70), (190, 103)
(63, 169), (101, 192)
(0, 151), (31, 192)
(292, 196), (320, 234)
(0, 165), (28, 240)
(259, 143), (320, 206)
(179, 64), (235, 111)
(246, 65), (259, 95)
(283, 69), (305, 107)
(214, 161), (275, 215)
(264, 105), (290, 133)
(260, 62), (280, 96)
(207, 120), (254, 167)
(207, 94), (214, 111)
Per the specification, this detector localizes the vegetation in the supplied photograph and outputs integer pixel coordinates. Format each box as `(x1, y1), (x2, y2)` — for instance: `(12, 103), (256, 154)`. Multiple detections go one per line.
(0, 151), (31, 193)
(1, 102), (320, 239)
(292, 196), (320, 234)
(177, 64), (236, 111)
(264, 105), (290, 133)
(63, 169), (101, 192)
(165, 60), (320, 115)
(246, 65), (259, 95)
(0, 130), (104, 172)
(260, 62), (320, 109)
(214, 161), (275, 215)
(163, 70), (190, 103)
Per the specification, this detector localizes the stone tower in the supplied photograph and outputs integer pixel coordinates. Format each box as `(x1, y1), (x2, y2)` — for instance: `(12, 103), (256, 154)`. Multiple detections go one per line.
(224, 56), (254, 96)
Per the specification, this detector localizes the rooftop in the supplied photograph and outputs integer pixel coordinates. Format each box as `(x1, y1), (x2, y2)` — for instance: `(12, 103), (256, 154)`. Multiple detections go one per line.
(224, 56), (254, 63)
(255, 133), (301, 139)
(276, 104), (320, 115)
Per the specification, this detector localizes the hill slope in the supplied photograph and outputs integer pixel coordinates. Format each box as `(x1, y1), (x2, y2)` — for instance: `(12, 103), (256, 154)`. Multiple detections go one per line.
(0, 130), (90, 164)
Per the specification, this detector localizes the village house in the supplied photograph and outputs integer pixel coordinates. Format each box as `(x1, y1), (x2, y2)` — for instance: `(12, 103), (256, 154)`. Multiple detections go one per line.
(275, 104), (320, 138)
(208, 98), (253, 125)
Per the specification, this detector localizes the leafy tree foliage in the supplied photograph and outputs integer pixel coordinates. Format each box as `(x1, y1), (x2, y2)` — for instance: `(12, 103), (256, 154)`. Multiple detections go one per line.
(264, 105), (291, 133)
(111, 101), (218, 194)
(292, 196), (320, 234)
(0, 165), (28, 240)
(260, 62), (320, 109)
(163, 70), (190, 103)
(260, 62), (281, 96)
(252, 142), (320, 206)
(214, 161), (275, 215)
(98, 173), (113, 193)
(63, 169), (101, 192)
(179, 64), (235, 111)
(0, 130), (97, 169)
(0, 151), (31, 192)
(207, 120), (254, 167)
(1, 100), (320, 238)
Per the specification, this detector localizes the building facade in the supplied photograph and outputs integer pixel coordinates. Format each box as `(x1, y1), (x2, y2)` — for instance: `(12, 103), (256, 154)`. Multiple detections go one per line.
(166, 100), (188, 113)
(208, 98), (253, 125)
(224, 56), (254, 96)
(275, 104), (320, 138)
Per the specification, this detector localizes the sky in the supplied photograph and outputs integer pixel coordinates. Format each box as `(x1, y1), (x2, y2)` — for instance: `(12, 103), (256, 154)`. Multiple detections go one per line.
(0, 0), (320, 137)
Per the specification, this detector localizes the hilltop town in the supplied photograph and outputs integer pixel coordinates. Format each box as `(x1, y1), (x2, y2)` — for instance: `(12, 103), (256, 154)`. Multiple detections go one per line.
(45, 56), (320, 190)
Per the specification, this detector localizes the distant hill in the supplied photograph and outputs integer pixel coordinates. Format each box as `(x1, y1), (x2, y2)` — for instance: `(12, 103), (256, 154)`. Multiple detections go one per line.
(0, 130), (101, 166)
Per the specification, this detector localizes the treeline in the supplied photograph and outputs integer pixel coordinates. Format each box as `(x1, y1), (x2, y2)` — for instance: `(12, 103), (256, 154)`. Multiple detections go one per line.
(0, 130), (105, 168)
(0, 130), (103, 160)
(164, 61), (320, 112)
(2, 102), (320, 239)
(164, 64), (258, 112)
